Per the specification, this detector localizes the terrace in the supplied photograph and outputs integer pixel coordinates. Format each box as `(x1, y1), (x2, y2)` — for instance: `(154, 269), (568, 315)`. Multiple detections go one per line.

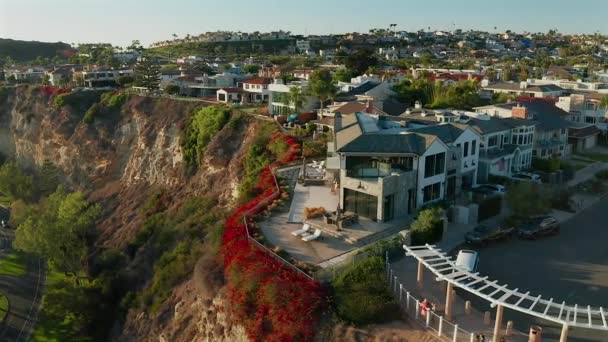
(259, 164), (411, 266)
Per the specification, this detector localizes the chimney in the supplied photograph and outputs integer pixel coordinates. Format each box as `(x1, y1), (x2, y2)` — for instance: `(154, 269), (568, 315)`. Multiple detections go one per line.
(334, 112), (343, 131)
(512, 103), (528, 119)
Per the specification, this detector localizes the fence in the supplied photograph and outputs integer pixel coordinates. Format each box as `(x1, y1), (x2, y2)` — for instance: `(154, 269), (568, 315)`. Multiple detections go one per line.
(242, 166), (316, 281)
(385, 256), (476, 342)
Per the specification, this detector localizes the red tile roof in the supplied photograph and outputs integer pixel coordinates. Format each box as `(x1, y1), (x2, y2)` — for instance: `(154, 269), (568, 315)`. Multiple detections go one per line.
(242, 77), (273, 85)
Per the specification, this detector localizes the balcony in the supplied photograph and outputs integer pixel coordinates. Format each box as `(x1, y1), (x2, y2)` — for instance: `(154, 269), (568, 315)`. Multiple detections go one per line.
(346, 167), (409, 178)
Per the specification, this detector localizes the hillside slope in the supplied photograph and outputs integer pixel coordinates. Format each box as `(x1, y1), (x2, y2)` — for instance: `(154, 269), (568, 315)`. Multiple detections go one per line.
(0, 85), (266, 341)
(0, 38), (72, 62)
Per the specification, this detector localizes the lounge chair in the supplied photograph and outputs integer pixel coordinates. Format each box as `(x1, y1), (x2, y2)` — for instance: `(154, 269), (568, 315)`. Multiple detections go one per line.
(291, 223), (311, 236)
(302, 229), (322, 242)
(314, 161), (325, 170)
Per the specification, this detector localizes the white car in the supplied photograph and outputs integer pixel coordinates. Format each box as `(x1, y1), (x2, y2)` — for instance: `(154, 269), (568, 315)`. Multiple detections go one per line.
(474, 184), (506, 194)
(455, 250), (479, 273)
(511, 172), (541, 184)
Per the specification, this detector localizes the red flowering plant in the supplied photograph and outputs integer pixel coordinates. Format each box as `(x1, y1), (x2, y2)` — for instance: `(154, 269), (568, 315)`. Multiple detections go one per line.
(39, 85), (71, 96)
(222, 131), (325, 341)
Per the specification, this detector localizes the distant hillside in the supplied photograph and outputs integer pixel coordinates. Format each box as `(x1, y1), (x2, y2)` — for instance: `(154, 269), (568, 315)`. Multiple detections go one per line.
(0, 38), (72, 62)
(149, 39), (295, 58)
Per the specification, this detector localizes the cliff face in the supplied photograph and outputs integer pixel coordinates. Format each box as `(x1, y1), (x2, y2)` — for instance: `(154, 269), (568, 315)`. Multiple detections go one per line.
(0, 86), (260, 341)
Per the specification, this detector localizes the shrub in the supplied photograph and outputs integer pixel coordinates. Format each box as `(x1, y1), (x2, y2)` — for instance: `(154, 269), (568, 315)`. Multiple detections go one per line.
(532, 157), (560, 173)
(54, 94), (66, 108)
(83, 103), (100, 123)
(164, 84), (180, 95)
(332, 256), (399, 325)
(303, 207), (325, 219)
(596, 170), (608, 180)
(506, 182), (551, 218)
(182, 105), (231, 169)
(302, 140), (327, 158)
(101, 91), (128, 109)
(410, 207), (444, 245)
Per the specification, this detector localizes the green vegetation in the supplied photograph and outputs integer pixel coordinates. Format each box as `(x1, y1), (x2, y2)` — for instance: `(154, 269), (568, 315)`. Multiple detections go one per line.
(532, 157), (561, 173)
(0, 251), (28, 277)
(393, 79), (481, 109)
(410, 207), (445, 245)
(0, 294), (7, 322)
(127, 194), (224, 313)
(308, 69), (337, 110)
(332, 256), (399, 325)
(51, 90), (105, 113)
(506, 182), (550, 219)
(576, 152), (608, 163)
(0, 38), (71, 63)
(135, 57), (161, 91)
(100, 91), (129, 109)
(182, 105), (232, 169)
(14, 187), (101, 275)
(238, 122), (278, 200)
(140, 241), (200, 313)
(302, 140), (327, 158)
(164, 84), (180, 95)
(0, 161), (34, 202)
(148, 39), (294, 58)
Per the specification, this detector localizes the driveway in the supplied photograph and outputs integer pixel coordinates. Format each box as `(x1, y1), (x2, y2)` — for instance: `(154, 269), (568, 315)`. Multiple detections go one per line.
(0, 228), (44, 342)
(463, 198), (608, 341)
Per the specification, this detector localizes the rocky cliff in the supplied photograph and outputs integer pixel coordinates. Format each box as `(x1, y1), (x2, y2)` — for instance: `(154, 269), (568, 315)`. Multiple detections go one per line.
(0, 85), (261, 341)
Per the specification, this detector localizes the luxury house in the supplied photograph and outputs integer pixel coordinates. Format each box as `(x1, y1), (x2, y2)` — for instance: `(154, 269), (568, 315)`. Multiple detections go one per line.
(333, 112), (479, 222)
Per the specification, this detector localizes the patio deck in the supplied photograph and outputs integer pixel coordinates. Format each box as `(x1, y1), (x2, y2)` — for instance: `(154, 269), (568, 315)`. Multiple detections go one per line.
(259, 165), (412, 266)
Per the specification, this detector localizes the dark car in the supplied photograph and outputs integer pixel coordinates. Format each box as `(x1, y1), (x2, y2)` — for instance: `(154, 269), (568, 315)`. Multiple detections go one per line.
(517, 216), (560, 239)
(465, 224), (515, 246)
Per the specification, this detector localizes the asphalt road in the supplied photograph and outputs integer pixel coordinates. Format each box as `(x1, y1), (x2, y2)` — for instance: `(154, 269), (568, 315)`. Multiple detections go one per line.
(463, 199), (608, 341)
(0, 227), (44, 342)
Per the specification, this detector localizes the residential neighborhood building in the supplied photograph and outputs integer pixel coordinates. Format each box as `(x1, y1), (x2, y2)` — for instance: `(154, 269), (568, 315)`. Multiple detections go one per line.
(268, 80), (319, 115)
(240, 77), (273, 102)
(333, 112), (480, 222)
(480, 81), (567, 99)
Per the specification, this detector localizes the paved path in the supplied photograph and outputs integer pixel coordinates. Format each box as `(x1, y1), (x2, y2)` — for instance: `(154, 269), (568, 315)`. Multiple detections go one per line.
(0, 228), (45, 342)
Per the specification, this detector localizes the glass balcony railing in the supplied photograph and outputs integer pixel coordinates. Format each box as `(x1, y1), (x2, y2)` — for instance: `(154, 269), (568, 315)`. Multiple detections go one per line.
(346, 167), (409, 178)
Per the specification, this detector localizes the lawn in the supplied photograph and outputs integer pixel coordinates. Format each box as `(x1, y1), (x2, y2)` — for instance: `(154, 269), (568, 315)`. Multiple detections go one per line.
(0, 252), (28, 277)
(0, 294), (8, 322)
(576, 152), (608, 163)
(31, 265), (90, 342)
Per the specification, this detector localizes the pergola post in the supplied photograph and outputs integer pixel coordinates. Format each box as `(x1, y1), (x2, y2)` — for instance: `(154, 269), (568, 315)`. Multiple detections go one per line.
(445, 282), (454, 320)
(492, 304), (504, 342)
(417, 260), (424, 288)
(559, 324), (569, 342)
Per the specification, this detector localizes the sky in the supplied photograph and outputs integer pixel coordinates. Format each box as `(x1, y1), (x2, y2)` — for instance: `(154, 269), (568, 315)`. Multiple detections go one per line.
(1, 0), (607, 47)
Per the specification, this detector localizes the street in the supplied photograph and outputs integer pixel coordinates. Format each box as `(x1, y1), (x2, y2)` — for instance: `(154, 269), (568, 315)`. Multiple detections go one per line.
(467, 198), (608, 341)
(0, 227), (44, 342)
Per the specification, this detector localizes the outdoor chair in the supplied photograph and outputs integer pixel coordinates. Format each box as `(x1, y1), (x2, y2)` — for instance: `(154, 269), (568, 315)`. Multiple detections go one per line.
(302, 229), (322, 242)
(291, 223), (311, 236)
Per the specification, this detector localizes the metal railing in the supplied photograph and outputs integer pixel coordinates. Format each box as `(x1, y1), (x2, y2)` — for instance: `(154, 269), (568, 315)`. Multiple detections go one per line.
(385, 256), (476, 342)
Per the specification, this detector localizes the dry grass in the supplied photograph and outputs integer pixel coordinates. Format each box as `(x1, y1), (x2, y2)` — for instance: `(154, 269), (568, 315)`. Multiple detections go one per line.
(304, 207), (325, 219)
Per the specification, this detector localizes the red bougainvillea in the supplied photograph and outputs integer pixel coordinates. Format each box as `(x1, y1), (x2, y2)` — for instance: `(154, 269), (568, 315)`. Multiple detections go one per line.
(222, 132), (324, 341)
(39, 85), (71, 96)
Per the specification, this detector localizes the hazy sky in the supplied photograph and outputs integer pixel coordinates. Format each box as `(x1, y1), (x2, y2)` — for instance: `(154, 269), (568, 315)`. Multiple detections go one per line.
(1, 0), (607, 47)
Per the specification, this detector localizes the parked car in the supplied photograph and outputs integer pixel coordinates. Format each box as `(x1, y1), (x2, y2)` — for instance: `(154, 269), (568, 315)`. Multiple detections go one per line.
(455, 250), (479, 272)
(473, 184), (506, 195)
(464, 224), (515, 246)
(517, 215), (560, 239)
(511, 172), (541, 184)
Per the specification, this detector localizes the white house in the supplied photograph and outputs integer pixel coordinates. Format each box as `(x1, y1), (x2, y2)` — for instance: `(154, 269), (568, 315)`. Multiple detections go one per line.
(240, 77), (273, 102)
(267, 80), (319, 115)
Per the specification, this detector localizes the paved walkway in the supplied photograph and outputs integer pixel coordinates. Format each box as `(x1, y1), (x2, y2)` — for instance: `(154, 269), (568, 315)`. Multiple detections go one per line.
(390, 257), (529, 341)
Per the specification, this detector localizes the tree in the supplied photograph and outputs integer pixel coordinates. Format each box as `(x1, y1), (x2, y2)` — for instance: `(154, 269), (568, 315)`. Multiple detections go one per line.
(285, 86), (304, 113)
(0, 161), (34, 202)
(164, 84), (180, 95)
(506, 182), (550, 219)
(116, 75), (134, 87)
(37, 160), (60, 197)
(14, 187), (101, 275)
(600, 95), (608, 110)
(242, 64), (260, 74)
(345, 48), (378, 75)
(308, 69), (337, 111)
(410, 207), (444, 245)
(333, 68), (353, 83)
(135, 57), (161, 91)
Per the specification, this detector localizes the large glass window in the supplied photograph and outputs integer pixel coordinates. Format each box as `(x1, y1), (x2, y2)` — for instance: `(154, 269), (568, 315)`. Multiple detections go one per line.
(424, 152), (445, 178)
(344, 189), (378, 220)
(471, 140), (477, 155)
(464, 142), (469, 157)
(423, 182), (441, 203)
(346, 156), (413, 178)
(488, 136), (498, 147)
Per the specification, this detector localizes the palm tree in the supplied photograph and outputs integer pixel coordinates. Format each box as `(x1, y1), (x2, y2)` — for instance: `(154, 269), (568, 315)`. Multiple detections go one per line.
(288, 87), (304, 113)
(308, 69), (337, 112)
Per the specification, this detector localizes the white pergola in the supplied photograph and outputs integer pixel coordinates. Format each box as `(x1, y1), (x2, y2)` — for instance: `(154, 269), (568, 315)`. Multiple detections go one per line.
(404, 244), (608, 342)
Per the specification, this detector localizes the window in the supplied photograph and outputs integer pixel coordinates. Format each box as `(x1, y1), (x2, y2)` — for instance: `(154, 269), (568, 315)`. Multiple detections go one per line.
(488, 136), (498, 147)
(585, 117), (595, 124)
(512, 136), (516, 144)
(541, 149), (546, 157)
(561, 128), (566, 135)
(518, 135), (523, 145)
(424, 152), (445, 178)
(423, 182), (441, 203)
(218, 93), (226, 102)
(464, 142), (469, 157)
(471, 140), (476, 155)
(533, 150), (537, 156)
